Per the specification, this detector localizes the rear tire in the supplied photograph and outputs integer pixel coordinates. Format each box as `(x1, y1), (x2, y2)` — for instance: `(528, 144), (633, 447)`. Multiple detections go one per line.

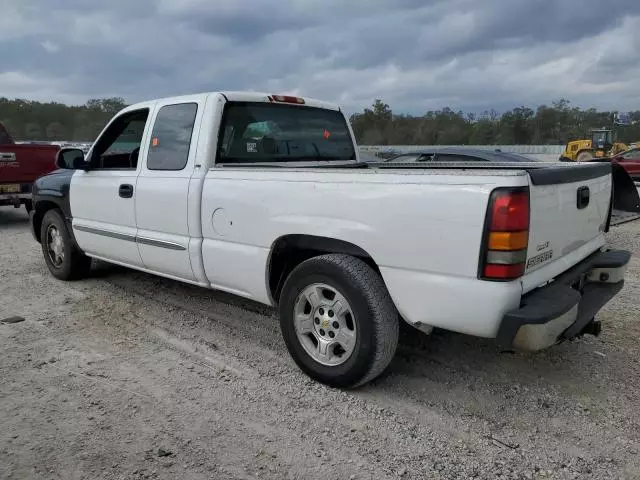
(41, 209), (91, 281)
(577, 151), (594, 162)
(278, 254), (399, 388)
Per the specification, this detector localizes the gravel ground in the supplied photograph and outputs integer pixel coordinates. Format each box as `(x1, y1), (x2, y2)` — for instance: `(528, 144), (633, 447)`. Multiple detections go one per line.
(1, 207), (639, 480)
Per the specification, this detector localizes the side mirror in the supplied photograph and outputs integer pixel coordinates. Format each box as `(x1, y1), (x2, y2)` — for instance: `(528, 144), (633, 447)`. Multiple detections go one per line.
(56, 148), (90, 170)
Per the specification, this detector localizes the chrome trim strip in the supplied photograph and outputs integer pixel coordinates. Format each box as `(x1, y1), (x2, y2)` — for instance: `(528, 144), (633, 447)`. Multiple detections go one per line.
(74, 225), (136, 242)
(74, 225), (186, 251)
(136, 236), (186, 251)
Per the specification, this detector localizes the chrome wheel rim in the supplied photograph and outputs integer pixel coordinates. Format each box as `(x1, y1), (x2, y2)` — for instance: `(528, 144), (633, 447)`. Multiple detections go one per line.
(46, 225), (65, 268)
(293, 283), (357, 366)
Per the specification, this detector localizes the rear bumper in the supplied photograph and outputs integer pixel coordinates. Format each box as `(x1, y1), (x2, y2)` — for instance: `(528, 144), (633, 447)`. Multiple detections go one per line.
(0, 183), (32, 206)
(0, 193), (30, 206)
(496, 249), (631, 351)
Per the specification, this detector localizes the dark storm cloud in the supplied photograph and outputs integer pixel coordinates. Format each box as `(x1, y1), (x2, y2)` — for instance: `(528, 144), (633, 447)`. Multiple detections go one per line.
(1, 0), (640, 113)
(471, 0), (640, 43)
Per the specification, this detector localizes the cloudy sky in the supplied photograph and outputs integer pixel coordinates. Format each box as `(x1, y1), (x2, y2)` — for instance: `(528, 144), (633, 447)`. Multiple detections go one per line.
(1, 0), (640, 114)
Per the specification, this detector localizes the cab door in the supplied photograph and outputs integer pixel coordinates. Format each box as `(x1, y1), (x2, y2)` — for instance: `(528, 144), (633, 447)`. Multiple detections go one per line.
(134, 98), (203, 281)
(70, 107), (153, 266)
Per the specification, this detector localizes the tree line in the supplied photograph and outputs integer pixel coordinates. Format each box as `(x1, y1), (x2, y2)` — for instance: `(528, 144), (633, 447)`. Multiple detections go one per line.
(349, 99), (640, 145)
(0, 97), (127, 142)
(1, 96), (640, 145)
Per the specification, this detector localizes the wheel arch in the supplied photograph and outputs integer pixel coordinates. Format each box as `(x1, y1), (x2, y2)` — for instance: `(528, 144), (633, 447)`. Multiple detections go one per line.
(32, 200), (63, 243)
(266, 234), (380, 304)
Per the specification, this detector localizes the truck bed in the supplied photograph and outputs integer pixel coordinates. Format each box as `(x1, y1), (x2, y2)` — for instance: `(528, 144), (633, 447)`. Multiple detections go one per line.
(376, 159), (611, 181)
(378, 160), (640, 226)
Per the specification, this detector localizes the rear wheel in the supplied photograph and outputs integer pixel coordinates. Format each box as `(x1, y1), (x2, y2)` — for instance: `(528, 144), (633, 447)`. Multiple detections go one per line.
(41, 209), (91, 280)
(577, 151), (594, 162)
(278, 254), (399, 388)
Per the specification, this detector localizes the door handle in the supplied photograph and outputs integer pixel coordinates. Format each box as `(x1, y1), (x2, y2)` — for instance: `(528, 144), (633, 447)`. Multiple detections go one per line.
(576, 186), (590, 209)
(119, 184), (134, 198)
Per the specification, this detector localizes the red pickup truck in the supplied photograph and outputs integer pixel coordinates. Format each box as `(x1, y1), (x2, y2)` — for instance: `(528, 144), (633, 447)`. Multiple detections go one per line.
(0, 121), (59, 212)
(609, 147), (640, 180)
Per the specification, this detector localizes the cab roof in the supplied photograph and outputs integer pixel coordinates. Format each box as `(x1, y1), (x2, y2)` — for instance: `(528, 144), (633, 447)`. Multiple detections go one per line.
(121, 91), (341, 114)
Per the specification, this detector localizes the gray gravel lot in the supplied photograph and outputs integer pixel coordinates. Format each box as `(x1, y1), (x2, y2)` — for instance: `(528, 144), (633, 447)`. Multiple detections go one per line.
(1, 207), (639, 480)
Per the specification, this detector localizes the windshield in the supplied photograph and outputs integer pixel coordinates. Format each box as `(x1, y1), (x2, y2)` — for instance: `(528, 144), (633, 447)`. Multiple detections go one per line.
(217, 102), (356, 163)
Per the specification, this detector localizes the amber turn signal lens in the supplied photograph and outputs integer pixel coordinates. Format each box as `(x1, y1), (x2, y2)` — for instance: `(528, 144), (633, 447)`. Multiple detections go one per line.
(488, 231), (529, 251)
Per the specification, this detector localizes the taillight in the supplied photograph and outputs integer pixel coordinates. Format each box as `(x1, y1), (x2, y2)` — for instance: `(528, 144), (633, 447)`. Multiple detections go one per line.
(479, 187), (530, 281)
(269, 95), (305, 104)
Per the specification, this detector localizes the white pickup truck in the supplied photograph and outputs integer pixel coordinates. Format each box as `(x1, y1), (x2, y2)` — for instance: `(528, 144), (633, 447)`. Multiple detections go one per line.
(30, 91), (630, 387)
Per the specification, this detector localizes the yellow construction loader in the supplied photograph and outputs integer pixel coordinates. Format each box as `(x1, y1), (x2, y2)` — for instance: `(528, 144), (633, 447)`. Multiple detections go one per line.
(560, 129), (631, 162)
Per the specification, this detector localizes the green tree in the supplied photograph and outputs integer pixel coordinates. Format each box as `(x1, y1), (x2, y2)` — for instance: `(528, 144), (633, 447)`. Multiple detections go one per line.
(24, 122), (43, 139)
(0, 97), (130, 141)
(3, 95), (639, 146)
(46, 122), (66, 140)
(498, 107), (534, 144)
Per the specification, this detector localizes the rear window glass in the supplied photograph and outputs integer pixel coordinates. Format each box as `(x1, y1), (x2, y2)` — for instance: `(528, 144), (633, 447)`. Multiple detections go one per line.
(217, 102), (356, 163)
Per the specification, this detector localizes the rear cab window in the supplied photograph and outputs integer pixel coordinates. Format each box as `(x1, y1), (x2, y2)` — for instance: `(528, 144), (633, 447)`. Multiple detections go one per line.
(217, 102), (355, 164)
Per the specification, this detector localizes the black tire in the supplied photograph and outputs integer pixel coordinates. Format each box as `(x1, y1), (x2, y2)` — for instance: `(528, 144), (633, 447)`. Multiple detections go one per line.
(40, 209), (91, 281)
(278, 254), (399, 388)
(577, 151), (594, 162)
(24, 200), (33, 213)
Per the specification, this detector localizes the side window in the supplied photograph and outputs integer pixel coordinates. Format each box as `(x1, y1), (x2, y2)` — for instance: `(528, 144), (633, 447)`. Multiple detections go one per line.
(622, 149), (640, 159)
(90, 109), (149, 170)
(147, 103), (198, 171)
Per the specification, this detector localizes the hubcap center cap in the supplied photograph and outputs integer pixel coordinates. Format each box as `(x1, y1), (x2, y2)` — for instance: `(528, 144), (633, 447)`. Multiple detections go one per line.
(314, 307), (337, 336)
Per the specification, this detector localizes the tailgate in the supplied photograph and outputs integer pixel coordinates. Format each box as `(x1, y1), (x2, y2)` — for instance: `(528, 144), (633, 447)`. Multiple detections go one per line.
(0, 144), (58, 184)
(523, 163), (611, 287)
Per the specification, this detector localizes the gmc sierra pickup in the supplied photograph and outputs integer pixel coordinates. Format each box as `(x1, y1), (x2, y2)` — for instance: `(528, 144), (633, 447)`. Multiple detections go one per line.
(30, 92), (631, 387)
(0, 121), (59, 212)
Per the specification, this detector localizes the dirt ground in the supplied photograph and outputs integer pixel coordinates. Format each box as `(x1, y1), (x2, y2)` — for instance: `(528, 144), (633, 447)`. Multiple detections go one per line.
(1, 207), (639, 480)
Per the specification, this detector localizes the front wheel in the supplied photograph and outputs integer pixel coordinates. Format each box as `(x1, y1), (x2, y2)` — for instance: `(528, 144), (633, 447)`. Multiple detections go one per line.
(278, 254), (399, 388)
(41, 209), (91, 280)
